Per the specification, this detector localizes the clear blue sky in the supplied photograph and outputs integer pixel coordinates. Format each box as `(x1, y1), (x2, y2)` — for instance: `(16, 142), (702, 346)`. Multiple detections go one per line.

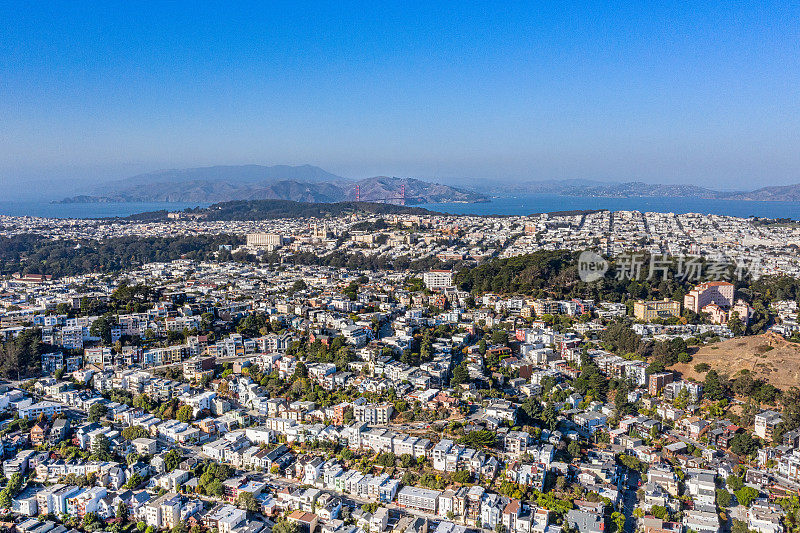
(1, 1), (798, 198)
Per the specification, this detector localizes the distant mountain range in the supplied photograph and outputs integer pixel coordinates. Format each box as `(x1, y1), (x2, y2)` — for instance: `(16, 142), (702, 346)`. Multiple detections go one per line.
(57, 165), (488, 205)
(57, 165), (800, 204)
(493, 180), (800, 201)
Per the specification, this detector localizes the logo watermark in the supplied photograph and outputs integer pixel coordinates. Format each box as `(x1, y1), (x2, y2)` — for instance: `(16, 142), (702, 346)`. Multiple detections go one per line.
(578, 251), (761, 283)
(578, 251), (609, 282)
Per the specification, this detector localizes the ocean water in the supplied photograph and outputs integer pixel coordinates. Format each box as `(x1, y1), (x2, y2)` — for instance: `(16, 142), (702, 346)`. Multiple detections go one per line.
(0, 195), (799, 220)
(0, 201), (207, 219)
(418, 194), (800, 219)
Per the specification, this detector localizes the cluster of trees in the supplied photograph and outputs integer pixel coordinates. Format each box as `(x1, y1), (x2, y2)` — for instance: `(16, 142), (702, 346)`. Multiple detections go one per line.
(0, 328), (46, 378)
(0, 473), (22, 508)
(454, 250), (738, 304)
(703, 369), (782, 406)
(459, 429), (497, 448)
(728, 432), (760, 458)
(0, 328), (48, 379)
(185, 199), (432, 221)
(573, 354), (609, 400)
(450, 363), (469, 387)
(121, 425), (150, 441)
(455, 251), (578, 296)
(0, 234), (242, 277)
(453, 251), (800, 336)
(195, 460), (234, 497)
(297, 338), (355, 372)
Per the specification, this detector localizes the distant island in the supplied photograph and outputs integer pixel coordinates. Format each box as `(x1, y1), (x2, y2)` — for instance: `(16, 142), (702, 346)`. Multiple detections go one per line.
(57, 164), (488, 205)
(124, 199), (438, 221)
(499, 180), (800, 201)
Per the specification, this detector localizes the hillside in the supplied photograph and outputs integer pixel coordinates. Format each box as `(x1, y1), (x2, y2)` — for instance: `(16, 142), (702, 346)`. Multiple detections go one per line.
(727, 184), (800, 201)
(344, 177), (487, 203)
(562, 181), (729, 199)
(127, 199), (436, 221)
(670, 333), (800, 390)
(57, 165), (487, 204)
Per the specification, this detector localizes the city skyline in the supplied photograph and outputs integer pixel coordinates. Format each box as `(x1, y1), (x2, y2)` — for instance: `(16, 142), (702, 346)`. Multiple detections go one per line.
(2, 1), (799, 199)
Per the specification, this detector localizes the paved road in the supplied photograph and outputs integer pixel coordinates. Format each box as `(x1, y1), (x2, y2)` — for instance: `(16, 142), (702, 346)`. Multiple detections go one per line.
(621, 469), (641, 533)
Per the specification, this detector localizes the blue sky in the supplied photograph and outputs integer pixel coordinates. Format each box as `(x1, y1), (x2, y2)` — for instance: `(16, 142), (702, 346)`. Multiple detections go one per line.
(1, 1), (798, 197)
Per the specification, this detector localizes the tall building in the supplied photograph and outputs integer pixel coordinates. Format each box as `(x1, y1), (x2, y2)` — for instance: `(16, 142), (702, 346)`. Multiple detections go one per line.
(648, 372), (674, 396)
(246, 233), (286, 249)
(754, 410), (783, 441)
(684, 281), (752, 325)
(684, 282), (734, 314)
(423, 270), (454, 291)
(633, 299), (681, 321)
(353, 402), (394, 425)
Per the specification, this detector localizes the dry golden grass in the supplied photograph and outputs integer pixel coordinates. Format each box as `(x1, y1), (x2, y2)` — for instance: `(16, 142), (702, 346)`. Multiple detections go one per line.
(670, 333), (800, 389)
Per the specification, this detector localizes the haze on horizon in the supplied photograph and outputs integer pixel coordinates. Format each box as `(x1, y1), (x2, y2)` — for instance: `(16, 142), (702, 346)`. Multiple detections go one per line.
(1, 2), (798, 200)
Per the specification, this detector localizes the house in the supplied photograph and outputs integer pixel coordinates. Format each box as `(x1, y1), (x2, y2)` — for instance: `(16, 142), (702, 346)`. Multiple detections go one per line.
(49, 418), (70, 445)
(566, 510), (603, 533)
(683, 510), (720, 533)
(747, 500), (784, 533)
(30, 421), (50, 446)
(288, 510), (320, 533)
(203, 503), (247, 533)
(132, 438), (158, 455)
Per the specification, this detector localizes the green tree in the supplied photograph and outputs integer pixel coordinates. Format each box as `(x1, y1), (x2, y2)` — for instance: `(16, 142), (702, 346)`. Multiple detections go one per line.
(176, 405), (194, 423)
(542, 402), (558, 431)
(731, 519), (750, 533)
(164, 449), (183, 472)
(0, 490), (10, 509)
(716, 489), (732, 508)
(91, 434), (112, 461)
(236, 492), (260, 512)
(735, 486), (760, 507)
(730, 432), (759, 458)
(171, 523), (188, 533)
(125, 473), (143, 489)
(610, 512), (625, 533)
(650, 506), (668, 520)
(451, 363), (469, 387)
(727, 475), (744, 491)
(207, 479), (224, 497)
(694, 363), (711, 373)
(90, 313), (117, 344)
(704, 370), (725, 401)
(452, 470), (471, 484)
(88, 402), (108, 422)
(122, 425), (150, 441)
(273, 519), (299, 533)
(117, 501), (129, 522)
(567, 440), (581, 459)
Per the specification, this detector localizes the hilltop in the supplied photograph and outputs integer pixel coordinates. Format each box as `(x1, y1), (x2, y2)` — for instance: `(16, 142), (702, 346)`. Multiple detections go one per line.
(670, 333), (800, 390)
(126, 199), (436, 221)
(58, 165), (487, 205)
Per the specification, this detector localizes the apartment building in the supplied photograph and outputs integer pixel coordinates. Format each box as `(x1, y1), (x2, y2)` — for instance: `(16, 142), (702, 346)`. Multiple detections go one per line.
(423, 270), (454, 291)
(145, 492), (181, 529)
(648, 372), (674, 397)
(633, 299), (681, 321)
(246, 233), (287, 249)
(397, 486), (440, 514)
(353, 403), (393, 425)
(684, 282), (734, 314)
(755, 410), (783, 441)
